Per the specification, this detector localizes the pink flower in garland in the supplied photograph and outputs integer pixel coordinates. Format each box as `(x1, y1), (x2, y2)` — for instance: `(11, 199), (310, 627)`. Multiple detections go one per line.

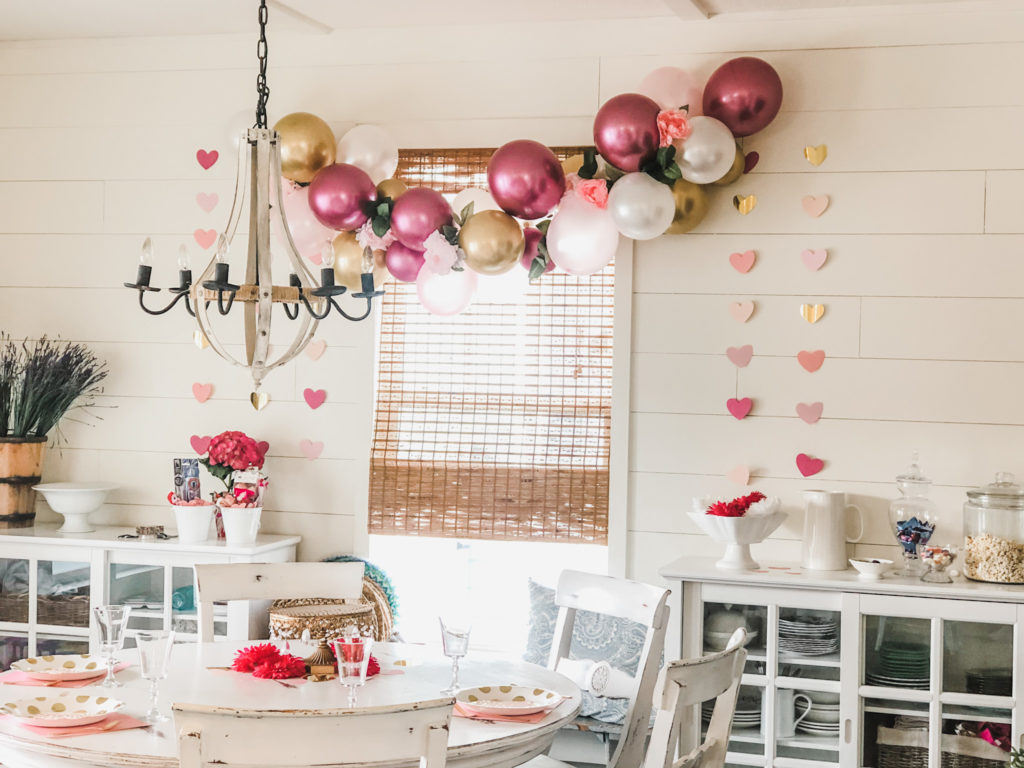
(575, 178), (609, 210)
(657, 108), (692, 148)
(422, 231), (460, 275)
(356, 220), (395, 252)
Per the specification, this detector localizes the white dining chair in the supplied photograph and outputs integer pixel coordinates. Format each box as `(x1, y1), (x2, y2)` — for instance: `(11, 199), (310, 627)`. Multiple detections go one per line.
(533, 569), (671, 768)
(174, 697), (453, 768)
(641, 629), (748, 768)
(194, 561), (365, 642)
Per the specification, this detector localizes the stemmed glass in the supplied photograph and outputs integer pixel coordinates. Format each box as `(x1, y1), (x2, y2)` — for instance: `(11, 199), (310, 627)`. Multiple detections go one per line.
(439, 616), (471, 694)
(136, 630), (174, 722)
(332, 630), (374, 707)
(93, 605), (132, 688)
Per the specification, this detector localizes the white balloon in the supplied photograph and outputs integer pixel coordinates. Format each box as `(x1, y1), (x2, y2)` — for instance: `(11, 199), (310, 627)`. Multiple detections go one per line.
(607, 173), (676, 240)
(452, 188), (500, 219)
(678, 116), (736, 185)
(416, 266), (478, 316)
(336, 124), (399, 184)
(547, 195), (620, 276)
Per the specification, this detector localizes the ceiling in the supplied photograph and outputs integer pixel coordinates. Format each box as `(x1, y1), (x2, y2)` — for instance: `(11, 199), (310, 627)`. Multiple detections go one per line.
(0, 0), (999, 41)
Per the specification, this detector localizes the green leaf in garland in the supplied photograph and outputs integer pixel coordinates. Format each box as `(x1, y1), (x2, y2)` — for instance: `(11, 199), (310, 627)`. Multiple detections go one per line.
(371, 216), (389, 238)
(655, 145), (676, 168)
(578, 147), (598, 180)
(535, 219), (551, 236)
(441, 224), (459, 247)
(529, 257), (548, 281)
(662, 162), (682, 182)
(679, 104), (689, 113)
(460, 202), (475, 224)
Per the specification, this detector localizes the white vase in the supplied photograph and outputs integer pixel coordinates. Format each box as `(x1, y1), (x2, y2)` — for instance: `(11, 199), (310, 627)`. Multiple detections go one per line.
(220, 506), (262, 547)
(173, 505), (214, 545)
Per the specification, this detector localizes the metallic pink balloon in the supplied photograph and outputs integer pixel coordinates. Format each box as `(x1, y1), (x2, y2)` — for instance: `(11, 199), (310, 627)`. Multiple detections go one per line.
(390, 188), (452, 250)
(307, 163), (377, 231)
(519, 227), (554, 272)
(702, 57), (783, 138)
(487, 140), (565, 220)
(593, 93), (661, 173)
(385, 241), (426, 283)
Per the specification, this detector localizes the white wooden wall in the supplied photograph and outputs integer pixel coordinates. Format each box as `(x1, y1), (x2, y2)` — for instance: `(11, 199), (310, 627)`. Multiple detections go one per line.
(1, 4), (1023, 568)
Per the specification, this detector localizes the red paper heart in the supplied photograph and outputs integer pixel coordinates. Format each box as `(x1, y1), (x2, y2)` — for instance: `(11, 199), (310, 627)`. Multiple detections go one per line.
(194, 228), (217, 250)
(191, 382), (212, 403)
(190, 435), (212, 455)
(729, 250), (756, 274)
(796, 453), (825, 477)
(303, 388), (326, 409)
(255, 441), (270, 457)
(299, 439), (323, 460)
(797, 349), (826, 372)
(796, 402), (824, 424)
(727, 397), (753, 420)
(196, 149), (219, 170)
(743, 151), (759, 174)
(726, 345), (753, 367)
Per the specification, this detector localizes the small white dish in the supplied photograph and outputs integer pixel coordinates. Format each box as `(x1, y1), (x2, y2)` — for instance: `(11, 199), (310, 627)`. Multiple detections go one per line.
(33, 482), (117, 534)
(849, 558), (893, 580)
(1, 692), (123, 728)
(11, 654), (106, 682)
(456, 685), (560, 717)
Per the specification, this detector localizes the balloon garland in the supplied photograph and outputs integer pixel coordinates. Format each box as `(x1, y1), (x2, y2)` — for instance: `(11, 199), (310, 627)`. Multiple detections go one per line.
(273, 57), (783, 315)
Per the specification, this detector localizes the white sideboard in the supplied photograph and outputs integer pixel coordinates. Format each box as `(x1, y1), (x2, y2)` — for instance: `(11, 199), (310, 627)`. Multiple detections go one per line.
(0, 523), (300, 668)
(660, 557), (1023, 768)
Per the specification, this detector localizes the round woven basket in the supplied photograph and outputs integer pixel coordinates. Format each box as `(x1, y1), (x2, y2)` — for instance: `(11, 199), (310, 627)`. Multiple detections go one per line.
(269, 602), (375, 641)
(269, 576), (395, 641)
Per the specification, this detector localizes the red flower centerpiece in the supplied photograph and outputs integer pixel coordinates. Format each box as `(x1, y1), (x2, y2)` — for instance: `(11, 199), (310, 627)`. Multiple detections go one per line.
(232, 643), (307, 679)
(200, 431), (268, 492)
(196, 430), (269, 544)
(688, 491), (785, 571)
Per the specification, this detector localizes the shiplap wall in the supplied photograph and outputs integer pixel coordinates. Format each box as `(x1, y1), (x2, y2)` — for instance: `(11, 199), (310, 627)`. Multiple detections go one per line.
(1, 4), (1023, 569)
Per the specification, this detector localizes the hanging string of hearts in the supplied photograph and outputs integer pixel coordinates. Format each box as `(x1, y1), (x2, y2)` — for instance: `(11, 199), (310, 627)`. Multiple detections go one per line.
(273, 57), (783, 316)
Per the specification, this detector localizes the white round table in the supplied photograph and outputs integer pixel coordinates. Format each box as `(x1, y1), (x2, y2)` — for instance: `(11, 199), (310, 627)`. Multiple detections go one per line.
(0, 643), (581, 768)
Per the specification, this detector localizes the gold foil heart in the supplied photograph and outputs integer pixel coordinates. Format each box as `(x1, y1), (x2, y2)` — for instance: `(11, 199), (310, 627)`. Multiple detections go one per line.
(733, 194), (757, 215)
(250, 391), (270, 411)
(193, 330), (210, 350)
(804, 144), (828, 166)
(800, 303), (825, 323)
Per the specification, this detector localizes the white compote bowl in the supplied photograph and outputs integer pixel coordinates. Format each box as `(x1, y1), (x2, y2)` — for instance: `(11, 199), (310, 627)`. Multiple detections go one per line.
(33, 482), (117, 533)
(689, 496), (786, 570)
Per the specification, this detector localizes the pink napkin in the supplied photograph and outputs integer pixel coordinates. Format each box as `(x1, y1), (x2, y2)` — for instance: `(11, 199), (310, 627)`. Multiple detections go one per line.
(0, 662), (131, 688)
(14, 712), (148, 738)
(453, 703), (552, 724)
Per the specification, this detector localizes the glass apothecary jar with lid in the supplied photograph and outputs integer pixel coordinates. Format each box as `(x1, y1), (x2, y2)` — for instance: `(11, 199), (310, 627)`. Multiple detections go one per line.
(963, 472), (1024, 584)
(888, 454), (937, 576)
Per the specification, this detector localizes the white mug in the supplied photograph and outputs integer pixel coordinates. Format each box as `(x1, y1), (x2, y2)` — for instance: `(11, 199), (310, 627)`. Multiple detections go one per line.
(762, 688), (813, 738)
(801, 490), (865, 571)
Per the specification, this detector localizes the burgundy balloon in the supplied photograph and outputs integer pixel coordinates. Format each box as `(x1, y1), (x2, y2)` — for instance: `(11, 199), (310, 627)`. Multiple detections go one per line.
(390, 188), (452, 250)
(592, 93), (661, 173)
(385, 241), (426, 283)
(702, 57), (783, 138)
(307, 163), (377, 231)
(487, 140), (565, 220)
(519, 227), (554, 273)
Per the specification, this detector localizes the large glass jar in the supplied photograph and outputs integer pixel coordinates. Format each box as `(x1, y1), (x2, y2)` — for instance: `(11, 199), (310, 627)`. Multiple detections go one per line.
(963, 473), (1024, 584)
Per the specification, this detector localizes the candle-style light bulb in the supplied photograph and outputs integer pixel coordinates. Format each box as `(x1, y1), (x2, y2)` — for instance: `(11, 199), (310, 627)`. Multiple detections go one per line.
(177, 245), (191, 270)
(321, 243), (336, 269)
(361, 247), (373, 273)
(215, 234), (229, 264)
(140, 237), (154, 266)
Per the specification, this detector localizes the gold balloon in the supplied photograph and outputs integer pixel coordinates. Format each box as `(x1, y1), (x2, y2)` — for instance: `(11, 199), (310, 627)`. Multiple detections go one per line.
(332, 231), (388, 291)
(666, 178), (709, 234)
(459, 210), (524, 276)
(274, 112), (336, 183)
(711, 144), (745, 187)
(561, 154), (584, 176)
(377, 177), (407, 200)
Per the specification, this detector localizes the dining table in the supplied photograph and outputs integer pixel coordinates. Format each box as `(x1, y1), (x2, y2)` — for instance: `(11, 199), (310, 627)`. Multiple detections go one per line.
(0, 641), (582, 768)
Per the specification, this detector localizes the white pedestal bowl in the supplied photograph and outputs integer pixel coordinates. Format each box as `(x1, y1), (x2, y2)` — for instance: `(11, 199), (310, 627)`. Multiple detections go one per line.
(688, 508), (788, 570)
(33, 482), (117, 533)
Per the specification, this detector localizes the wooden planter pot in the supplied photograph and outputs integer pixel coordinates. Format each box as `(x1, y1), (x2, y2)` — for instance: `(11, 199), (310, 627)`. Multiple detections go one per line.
(0, 437), (46, 528)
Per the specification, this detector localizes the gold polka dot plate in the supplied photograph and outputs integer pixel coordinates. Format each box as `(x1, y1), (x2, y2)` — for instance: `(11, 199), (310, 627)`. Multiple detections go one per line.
(1, 692), (124, 728)
(456, 684), (561, 717)
(11, 654), (106, 682)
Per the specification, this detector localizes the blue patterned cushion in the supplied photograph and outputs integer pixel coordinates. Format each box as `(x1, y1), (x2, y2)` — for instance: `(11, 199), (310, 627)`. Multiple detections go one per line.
(524, 579), (646, 724)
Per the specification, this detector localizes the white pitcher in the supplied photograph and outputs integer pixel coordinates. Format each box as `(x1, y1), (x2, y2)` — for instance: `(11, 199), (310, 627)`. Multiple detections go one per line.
(801, 490), (864, 571)
(761, 688), (813, 738)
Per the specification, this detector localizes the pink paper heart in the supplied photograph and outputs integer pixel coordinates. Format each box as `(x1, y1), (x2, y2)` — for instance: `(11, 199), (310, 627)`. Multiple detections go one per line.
(299, 439), (323, 461)
(255, 441), (270, 457)
(796, 453), (825, 477)
(305, 340), (327, 360)
(303, 388), (326, 409)
(309, 252), (323, 266)
(726, 345), (753, 367)
(727, 465), (750, 486)
(797, 349), (826, 372)
(796, 401), (824, 424)
(196, 192), (219, 213)
(802, 195), (829, 218)
(729, 301), (755, 323)
(801, 248), (827, 271)
(196, 149), (219, 170)
(726, 397), (753, 420)
(743, 151), (759, 174)
(190, 435), (212, 455)
(191, 382), (212, 403)
(729, 250), (756, 274)
(194, 228), (217, 250)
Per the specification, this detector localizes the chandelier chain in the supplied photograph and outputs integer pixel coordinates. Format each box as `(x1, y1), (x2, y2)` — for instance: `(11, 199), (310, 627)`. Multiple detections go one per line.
(255, 0), (269, 129)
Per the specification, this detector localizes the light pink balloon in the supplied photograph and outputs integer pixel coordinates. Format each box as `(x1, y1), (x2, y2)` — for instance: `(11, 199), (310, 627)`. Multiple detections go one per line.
(638, 66), (703, 114)
(390, 188), (452, 250)
(547, 195), (619, 276)
(308, 163), (377, 231)
(278, 182), (335, 255)
(519, 227), (554, 273)
(385, 241), (426, 283)
(416, 265), (478, 316)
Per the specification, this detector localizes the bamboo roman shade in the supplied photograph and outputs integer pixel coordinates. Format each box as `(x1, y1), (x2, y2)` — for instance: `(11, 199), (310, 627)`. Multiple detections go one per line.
(368, 147), (613, 544)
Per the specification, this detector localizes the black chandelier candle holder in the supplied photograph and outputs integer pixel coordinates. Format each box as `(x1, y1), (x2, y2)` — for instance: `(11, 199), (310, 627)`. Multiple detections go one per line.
(124, 238), (197, 317)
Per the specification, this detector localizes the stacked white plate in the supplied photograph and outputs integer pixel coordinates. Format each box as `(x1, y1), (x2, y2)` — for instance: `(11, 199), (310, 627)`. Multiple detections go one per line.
(796, 692), (840, 736)
(702, 691), (761, 729)
(779, 615), (839, 656)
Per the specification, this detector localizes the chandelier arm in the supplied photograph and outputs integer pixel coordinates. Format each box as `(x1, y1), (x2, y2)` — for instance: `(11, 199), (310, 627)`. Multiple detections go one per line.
(282, 302), (300, 320)
(298, 293), (333, 321)
(136, 290), (189, 317)
(333, 297), (374, 322)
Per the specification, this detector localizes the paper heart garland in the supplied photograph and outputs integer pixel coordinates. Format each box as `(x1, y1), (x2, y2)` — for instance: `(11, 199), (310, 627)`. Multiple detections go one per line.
(309, 251), (323, 266)
(256, 441), (269, 457)
(801, 249), (827, 271)
(804, 144), (828, 166)
(303, 388), (326, 409)
(796, 401), (824, 424)
(726, 345), (753, 367)
(796, 453), (825, 477)
(193, 330), (210, 350)
(733, 194), (757, 215)
(797, 349), (826, 372)
(729, 250), (756, 274)
(743, 152), (759, 174)
(190, 435), (212, 455)
(191, 382), (213, 403)
(729, 301), (755, 323)
(802, 195), (830, 218)
(194, 228), (217, 250)
(299, 439), (324, 461)
(196, 149), (219, 170)
(250, 391), (270, 411)
(801, 303), (825, 323)
(305, 340), (327, 360)
(727, 397), (753, 420)
(196, 192), (219, 213)
(727, 465), (750, 486)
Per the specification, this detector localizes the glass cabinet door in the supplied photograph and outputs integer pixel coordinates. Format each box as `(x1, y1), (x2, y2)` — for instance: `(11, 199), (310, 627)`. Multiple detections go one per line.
(109, 562), (165, 636)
